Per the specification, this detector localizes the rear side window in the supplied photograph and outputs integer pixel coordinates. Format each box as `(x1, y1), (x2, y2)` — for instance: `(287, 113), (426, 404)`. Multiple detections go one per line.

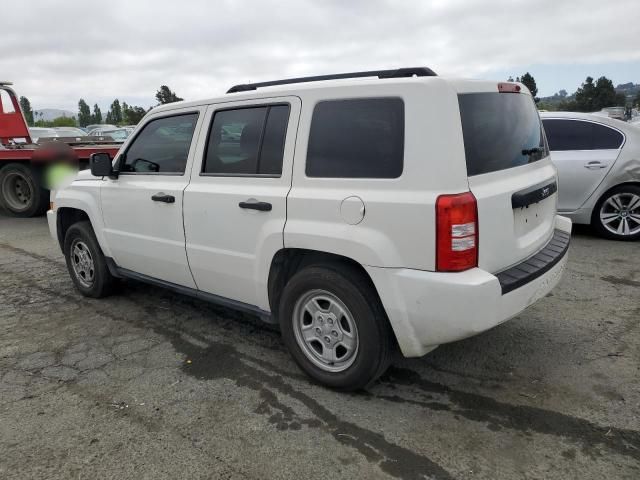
(121, 113), (198, 174)
(458, 93), (547, 176)
(202, 104), (290, 176)
(542, 119), (624, 151)
(306, 98), (404, 178)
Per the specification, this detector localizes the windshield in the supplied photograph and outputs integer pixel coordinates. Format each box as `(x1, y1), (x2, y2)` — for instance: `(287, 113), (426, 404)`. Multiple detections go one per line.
(458, 92), (548, 176)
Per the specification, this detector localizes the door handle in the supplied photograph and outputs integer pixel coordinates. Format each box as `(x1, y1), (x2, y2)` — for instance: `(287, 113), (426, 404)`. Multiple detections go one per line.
(239, 199), (272, 211)
(151, 193), (175, 203)
(584, 161), (607, 170)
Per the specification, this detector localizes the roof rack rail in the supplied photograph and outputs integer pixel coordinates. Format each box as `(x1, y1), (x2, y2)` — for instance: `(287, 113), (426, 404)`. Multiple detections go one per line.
(226, 67), (437, 93)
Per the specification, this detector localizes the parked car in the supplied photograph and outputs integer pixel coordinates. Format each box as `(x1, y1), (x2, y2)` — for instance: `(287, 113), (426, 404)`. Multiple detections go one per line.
(89, 128), (131, 142)
(53, 127), (88, 138)
(49, 68), (571, 390)
(541, 112), (640, 240)
(28, 127), (59, 143)
(88, 128), (131, 141)
(85, 124), (117, 133)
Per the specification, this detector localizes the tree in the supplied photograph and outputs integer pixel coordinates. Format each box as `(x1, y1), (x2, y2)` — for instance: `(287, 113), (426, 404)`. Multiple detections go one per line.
(574, 76), (625, 112)
(574, 77), (596, 112)
(520, 72), (538, 99)
(123, 105), (147, 124)
(78, 99), (92, 127)
(155, 85), (183, 105)
(91, 104), (102, 125)
(557, 89), (568, 98)
(34, 116), (77, 127)
(19, 96), (34, 126)
(51, 116), (77, 127)
(106, 99), (123, 125)
(635, 91), (640, 108)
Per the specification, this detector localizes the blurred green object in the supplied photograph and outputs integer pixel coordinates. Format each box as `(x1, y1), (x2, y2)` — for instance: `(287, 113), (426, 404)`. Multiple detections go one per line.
(45, 163), (78, 190)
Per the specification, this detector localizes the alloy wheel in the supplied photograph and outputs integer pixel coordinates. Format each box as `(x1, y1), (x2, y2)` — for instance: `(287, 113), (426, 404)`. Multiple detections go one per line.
(599, 193), (640, 236)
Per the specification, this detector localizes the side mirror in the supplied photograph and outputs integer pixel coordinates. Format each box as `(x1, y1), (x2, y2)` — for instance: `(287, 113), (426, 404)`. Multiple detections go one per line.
(89, 152), (114, 177)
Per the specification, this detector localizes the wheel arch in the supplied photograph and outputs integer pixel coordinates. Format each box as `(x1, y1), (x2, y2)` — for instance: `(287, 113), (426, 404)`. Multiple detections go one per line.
(267, 249), (396, 341)
(56, 207), (90, 250)
(54, 185), (110, 256)
(591, 181), (640, 217)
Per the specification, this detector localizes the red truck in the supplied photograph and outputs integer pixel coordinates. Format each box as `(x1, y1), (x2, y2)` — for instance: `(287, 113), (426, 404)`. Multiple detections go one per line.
(0, 82), (121, 217)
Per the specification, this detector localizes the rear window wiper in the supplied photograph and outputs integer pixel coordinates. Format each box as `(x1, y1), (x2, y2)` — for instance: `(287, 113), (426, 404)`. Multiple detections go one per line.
(521, 147), (542, 156)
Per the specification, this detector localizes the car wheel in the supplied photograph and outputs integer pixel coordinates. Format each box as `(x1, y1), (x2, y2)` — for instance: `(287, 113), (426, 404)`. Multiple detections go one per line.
(592, 185), (640, 241)
(279, 264), (393, 391)
(64, 221), (115, 298)
(0, 163), (49, 217)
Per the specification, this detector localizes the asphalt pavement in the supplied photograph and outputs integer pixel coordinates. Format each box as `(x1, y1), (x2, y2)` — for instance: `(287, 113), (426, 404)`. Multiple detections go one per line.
(0, 214), (638, 479)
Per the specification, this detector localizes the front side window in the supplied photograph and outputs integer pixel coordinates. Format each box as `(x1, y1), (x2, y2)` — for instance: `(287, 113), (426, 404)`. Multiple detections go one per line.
(121, 113), (198, 174)
(306, 98), (405, 178)
(202, 104), (290, 176)
(542, 119), (624, 151)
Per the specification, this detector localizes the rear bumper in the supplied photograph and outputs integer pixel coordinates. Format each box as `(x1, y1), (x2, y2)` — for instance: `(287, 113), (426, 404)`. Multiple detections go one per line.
(366, 215), (572, 357)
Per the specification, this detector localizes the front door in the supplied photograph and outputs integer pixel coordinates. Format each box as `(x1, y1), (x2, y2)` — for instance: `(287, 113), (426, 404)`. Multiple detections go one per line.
(101, 109), (204, 287)
(183, 97), (300, 309)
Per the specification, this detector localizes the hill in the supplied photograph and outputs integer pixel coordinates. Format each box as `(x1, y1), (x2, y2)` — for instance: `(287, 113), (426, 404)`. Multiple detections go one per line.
(33, 108), (75, 122)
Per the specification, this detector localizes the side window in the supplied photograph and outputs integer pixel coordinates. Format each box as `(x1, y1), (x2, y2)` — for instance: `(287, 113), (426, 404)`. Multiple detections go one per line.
(202, 104), (290, 176)
(306, 98), (404, 178)
(543, 119), (592, 151)
(121, 113), (198, 174)
(543, 119), (624, 151)
(591, 123), (624, 149)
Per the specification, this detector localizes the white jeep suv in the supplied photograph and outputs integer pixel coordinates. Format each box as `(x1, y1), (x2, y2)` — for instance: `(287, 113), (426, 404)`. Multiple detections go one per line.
(48, 68), (571, 390)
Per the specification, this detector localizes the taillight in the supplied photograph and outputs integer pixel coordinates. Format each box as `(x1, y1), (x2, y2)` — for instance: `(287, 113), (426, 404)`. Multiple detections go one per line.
(436, 192), (478, 272)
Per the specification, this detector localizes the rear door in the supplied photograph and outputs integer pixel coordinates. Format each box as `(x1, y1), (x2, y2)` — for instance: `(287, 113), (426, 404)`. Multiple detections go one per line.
(542, 118), (624, 212)
(183, 97), (300, 309)
(457, 85), (557, 273)
(100, 109), (204, 287)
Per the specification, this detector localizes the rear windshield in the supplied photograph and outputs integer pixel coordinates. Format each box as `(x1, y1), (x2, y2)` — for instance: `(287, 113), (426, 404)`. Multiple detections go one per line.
(458, 93), (548, 176)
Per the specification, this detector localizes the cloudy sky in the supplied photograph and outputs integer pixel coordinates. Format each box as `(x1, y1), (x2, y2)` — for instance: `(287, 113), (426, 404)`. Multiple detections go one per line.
(3, 0), (639, 113)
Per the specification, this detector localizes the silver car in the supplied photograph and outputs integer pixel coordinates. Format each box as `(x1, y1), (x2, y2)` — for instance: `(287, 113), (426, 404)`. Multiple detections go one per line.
(541, 112), (640, 240)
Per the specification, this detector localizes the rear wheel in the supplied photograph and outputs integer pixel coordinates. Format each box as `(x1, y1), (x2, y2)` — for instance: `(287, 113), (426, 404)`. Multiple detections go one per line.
(279, 264), (392, 391)
(0, 163), (49, 217)
(592, 185), (640, 241)
(64, 221), (115, 298)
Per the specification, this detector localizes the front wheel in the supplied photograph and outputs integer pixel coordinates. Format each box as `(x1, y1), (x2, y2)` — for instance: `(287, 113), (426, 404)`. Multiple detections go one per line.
(0, 163), (49, 217)
(279, 264), (392, 391)
(592, 185), (640, 241)
(63, 221), (115, 298)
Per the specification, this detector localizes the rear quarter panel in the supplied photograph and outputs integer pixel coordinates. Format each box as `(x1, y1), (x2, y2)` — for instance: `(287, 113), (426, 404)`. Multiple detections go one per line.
(285, 79), (469, 270)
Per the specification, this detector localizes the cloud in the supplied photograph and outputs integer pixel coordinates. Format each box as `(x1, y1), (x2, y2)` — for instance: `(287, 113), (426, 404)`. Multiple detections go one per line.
(3, 0), (638, 110)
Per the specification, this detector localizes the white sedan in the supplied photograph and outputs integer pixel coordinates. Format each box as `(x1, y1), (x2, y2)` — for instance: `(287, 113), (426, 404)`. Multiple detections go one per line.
(541, 112), (640, 240)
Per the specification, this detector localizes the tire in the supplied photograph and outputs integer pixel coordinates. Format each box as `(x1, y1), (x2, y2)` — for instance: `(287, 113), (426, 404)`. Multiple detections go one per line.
(63, 221), (115, 298)
(591, 184), (640, 241)
(279, 264), (393, 391)
(0, 163), (49, 217)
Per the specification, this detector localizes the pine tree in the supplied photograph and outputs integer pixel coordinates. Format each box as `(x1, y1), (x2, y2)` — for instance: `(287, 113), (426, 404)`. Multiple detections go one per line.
(155, 85), (183, 105)
(19, 96), (34, 126)
(78, 99), (92, 127)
